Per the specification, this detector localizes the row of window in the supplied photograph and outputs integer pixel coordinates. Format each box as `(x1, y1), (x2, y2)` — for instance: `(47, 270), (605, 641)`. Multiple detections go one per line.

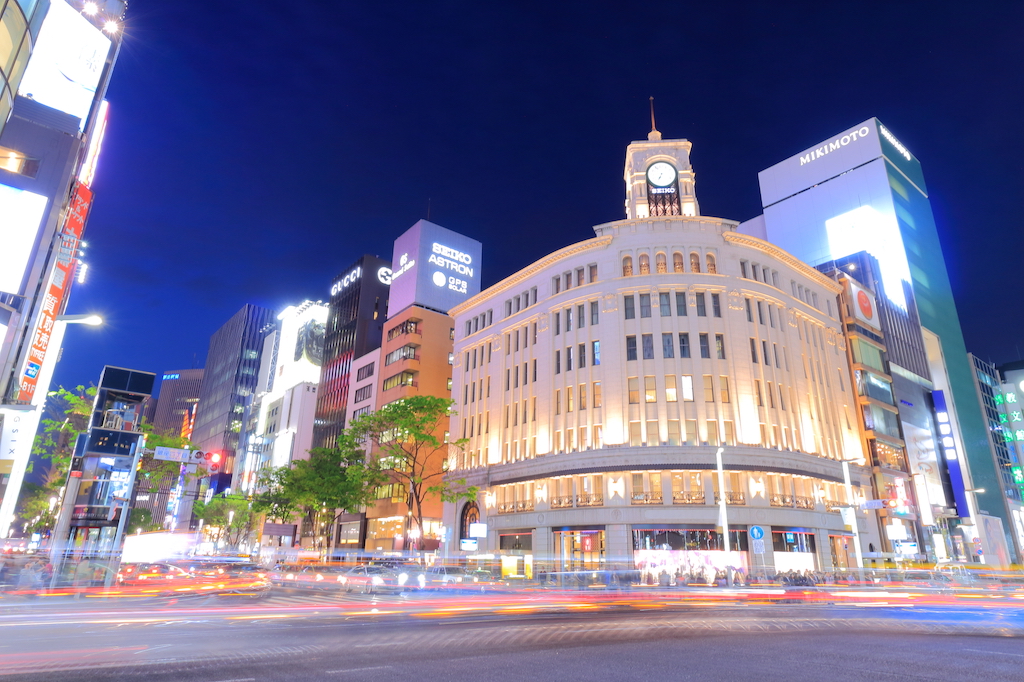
(622, 251), (717, 277)
(384, 345), (418, 366)
(554, 301), (600, 334)
(355, 362), (375, 381)
(552, 264), (599, 295)
(387, 319), (419, 341)
(554, 341), (601, 373)
(503, 288), (538, 319)
(624, 291), (721, 319)
(626, 333), (724, 361)
(465, 309), (494, 336)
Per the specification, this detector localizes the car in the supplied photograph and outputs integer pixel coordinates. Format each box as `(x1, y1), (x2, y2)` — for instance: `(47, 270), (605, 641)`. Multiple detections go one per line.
(338, 564), (419, 593)
(179, 561), (272, 597)
(116, 562), (197, 593)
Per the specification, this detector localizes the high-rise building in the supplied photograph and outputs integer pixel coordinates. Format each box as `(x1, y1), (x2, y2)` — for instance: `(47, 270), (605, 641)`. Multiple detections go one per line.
(312, 255), (391, 450)
(0, 0), (125, 538)
(442, 132), (880, 577)
(235, 300), (327, 493)
(151, 369), (204, 437)
(362, 220), (481, 551)
(192, 304), (276, 492)
(748, 119), (1013, 563)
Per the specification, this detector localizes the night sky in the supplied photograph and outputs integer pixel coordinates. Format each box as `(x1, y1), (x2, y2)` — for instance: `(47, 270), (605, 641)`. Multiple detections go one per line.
(52, 2), (1024, 396)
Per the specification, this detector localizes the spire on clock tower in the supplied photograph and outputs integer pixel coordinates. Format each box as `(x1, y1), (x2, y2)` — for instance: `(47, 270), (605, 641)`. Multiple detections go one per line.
(648, 96), (662, 141)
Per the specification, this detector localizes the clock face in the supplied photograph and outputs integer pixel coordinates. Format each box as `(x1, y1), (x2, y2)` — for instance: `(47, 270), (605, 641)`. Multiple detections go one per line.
(646, 162), (676, 187)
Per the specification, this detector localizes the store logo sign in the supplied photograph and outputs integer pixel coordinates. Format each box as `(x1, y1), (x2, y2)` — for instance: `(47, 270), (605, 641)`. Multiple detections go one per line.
(799, 126), (871, 166)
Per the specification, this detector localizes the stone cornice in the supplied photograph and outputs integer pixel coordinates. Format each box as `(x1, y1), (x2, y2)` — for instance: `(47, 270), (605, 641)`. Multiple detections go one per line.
(723, 232), (841, 293)
(449, 235), (614, 316)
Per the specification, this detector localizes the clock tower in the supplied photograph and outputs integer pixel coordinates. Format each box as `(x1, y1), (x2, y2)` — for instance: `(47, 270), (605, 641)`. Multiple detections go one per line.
(624, 127), (699, 220)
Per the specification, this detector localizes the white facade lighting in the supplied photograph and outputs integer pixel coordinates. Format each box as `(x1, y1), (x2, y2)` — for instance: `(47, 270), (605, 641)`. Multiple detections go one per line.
(82, 2), (98, 15)
(103, 20), (118, 33)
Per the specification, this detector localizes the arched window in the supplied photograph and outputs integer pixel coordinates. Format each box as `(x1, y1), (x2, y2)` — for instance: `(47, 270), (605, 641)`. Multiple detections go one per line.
(622, 256), (633, 277)
(673, 252), (685, 273)
(690, 252), (701, 273)
(655, 252), (667, 274)
(706, 253), (717, 274)
(639, 253), (651, 275)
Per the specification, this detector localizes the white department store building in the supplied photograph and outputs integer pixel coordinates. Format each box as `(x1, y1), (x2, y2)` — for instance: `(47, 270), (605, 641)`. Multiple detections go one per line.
(443, 130), (882, 581)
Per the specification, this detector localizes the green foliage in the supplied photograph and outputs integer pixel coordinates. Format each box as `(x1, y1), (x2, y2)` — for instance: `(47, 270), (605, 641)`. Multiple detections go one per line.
(346, 395), (473, 546)
(16, 483), (60, 534)
(125, 507), (161, 535)
(192, 493), (255, 549)
(136, 420), (199, 493)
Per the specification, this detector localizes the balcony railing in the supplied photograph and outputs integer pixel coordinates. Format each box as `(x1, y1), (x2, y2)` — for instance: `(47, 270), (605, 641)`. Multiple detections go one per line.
(824, 499), (845, 512)
(550, 495), (574, 509)
(497, 500), (535, 514)
(630, 492), (663, 505)
(713, 491), (746, 505)
(770, 493), (817, 509)
(672, 490), (705, 505)
(575, 493), (603, 507)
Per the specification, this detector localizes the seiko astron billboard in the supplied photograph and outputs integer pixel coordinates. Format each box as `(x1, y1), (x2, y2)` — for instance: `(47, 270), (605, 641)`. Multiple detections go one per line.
(388, 220), (482, 315)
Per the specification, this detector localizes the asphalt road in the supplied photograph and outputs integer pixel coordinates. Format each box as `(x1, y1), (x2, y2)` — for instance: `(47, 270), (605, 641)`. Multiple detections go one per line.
(1, 591), (1023, 681)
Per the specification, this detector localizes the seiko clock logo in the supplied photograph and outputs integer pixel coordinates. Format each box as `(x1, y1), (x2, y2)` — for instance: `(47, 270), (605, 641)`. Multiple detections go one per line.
(428, 242), (474, 277)
(799, 126), (871, 166)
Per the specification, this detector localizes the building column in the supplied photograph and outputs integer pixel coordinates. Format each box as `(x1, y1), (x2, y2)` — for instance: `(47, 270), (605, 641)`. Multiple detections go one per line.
(814, 527), (832, 574)
(532, 525), (553, 575)
(604, 524), (631, 572)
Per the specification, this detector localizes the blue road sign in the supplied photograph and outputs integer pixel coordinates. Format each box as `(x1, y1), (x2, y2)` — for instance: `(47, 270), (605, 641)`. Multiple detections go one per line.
(749, 525), (765, 540)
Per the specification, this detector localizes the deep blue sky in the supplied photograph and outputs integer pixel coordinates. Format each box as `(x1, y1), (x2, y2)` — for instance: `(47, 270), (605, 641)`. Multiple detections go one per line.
(52, 2), (1024, 394)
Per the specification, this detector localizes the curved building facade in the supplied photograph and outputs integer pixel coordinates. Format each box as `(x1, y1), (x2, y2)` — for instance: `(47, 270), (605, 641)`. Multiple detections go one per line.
(444, 133), (881, 581)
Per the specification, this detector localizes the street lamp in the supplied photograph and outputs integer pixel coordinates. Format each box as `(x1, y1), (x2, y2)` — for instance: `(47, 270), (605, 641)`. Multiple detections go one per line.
(56, 314), (103, 326)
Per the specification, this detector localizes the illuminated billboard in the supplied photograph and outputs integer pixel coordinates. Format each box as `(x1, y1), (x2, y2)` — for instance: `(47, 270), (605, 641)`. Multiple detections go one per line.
(18, 0), (111, 130)
(0, 183), (49, 295)
(388, 220), (482, 316)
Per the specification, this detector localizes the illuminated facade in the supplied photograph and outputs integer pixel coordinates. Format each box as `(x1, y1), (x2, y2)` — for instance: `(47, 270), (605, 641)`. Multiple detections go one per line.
(0, 0), (124, 538)
(751, 119), (1013, 563)
(312, 255), (390, 451)
(151, 369), (204, 437)
(444, 133), (880, 578)
(236, 300), (327, 493)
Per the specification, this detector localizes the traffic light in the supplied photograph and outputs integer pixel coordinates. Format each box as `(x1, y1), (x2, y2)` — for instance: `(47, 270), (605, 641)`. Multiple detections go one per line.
(189, 451), (222, 472)
(208, 452), (222, 472)
(885, 499), (899, 509)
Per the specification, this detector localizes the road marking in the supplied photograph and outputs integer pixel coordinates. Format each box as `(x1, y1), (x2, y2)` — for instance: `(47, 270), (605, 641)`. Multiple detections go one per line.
(134, 644), (173, 654)
(208, 678), (256, 682)
(326, 666), (392, 673)
(964, 648), (1024, 658)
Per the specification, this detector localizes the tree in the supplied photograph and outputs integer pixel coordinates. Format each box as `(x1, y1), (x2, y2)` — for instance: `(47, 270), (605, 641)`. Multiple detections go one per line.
(192, 494), (256, 551)
(252, 446), (386, 555)
(346, 396), (476, 549)
(125, 507), (162, 535)
(135, 420), (198, 499)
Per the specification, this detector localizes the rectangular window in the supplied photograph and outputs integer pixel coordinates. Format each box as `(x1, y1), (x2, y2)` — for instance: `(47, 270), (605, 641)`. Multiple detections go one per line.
(755, 380), (763, 406)
(757, 301), (765, 325)
(629, 422), (643, 447)
(566, 346), (573, 372)
(773, 344), (780, 368)
(662, 332), (675, 358)
(639, 294), (652, 318)
(762, 340), (770, 365)
(676, 292), (687, 316)
(578, 343), (586, 368)
(628, 377), (640, 404)
(513, 365), (519, 388)
(667, 420), (681, 446)
(715, 334), (726, 360)
(685, 419), (699, 445)
(532, 359), (537, 382)
(665, 375), (678, 402)
(642, 334), (655, 359)
(382, 371), (416, 391)
(505, 369), (510, 391)
(703, 374), (714, 402)
(768, 305), (775, 328)
(719, 376), (730, 403)
(659, 292), (671, 316)
(750, 338), (758, 363)
(579, 383), (587, 409)
(532, 323), (537, 345)
(555, 390), (561, 415)
(711, 293), (721, 318)
(696, 292), (707, 317)
(740, 261), (749, 278)
(592, 340), (601, 365)
(645, 376), (657, 403)
(577, 267), (585, 287)
(354, 385), (373, 403)
(767, 381), (775, 408)
(675, 333), (689, 358)
(555, 350), (561, 374)
(577, 304), (585, 328)
(506, 333), (511, 353)
(646, 420), (659, 445)
(681, 375), (694, 401)
(707, 420), (720, 446)
(593, 381), (602, 408)
(567, 388), (574, 412)
(723, 420), (735, 445)
(778, 385), (786, 411)
(589, 263), (598, 282)
(356, 363), (375, 381)
(590, 301), (599, 325)
(565, 308), (572, 332)
(531, 396), (537, 421)
(626, 336), (637, 361)
(699, 333), (710, 359)
(745, 298), (753, 322)
(554, 312), (560, 335)
(624, 295), (635, 320)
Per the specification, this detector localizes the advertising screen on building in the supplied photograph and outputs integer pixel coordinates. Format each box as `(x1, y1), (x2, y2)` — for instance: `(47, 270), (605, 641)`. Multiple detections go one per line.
(388, 220), (482, 315)
(18, 0), (111, 130)
(0, 183), (49, 295)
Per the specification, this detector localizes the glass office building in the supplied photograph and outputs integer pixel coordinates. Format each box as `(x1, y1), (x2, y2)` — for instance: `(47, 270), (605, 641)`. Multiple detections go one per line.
(752, 118), (1014, 562)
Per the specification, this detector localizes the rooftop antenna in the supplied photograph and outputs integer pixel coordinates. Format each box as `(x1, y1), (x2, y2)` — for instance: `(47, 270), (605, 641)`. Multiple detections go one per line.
(648, 96), (662, 141)
(427, 197), (432, 221)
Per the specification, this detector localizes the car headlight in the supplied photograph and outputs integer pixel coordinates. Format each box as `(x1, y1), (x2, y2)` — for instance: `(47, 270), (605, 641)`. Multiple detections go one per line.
(338, 576), (347, 583)
(372, 576), (384, 586)
(398, 573), (408, 585)
(456, 576), (463, 583)
(418, 574), (426, 587)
